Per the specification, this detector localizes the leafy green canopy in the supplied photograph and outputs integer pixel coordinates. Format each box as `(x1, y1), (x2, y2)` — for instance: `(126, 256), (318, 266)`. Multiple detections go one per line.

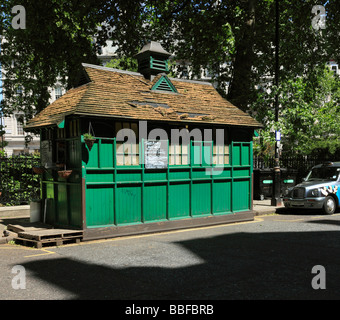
(0, 0), (339, 155)
(0, 0), (106, 117)
(253, 66), (340, 155)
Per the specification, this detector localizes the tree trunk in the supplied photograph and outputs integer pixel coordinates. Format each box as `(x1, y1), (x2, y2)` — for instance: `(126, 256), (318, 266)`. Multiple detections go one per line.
(227, 0), (256, 112)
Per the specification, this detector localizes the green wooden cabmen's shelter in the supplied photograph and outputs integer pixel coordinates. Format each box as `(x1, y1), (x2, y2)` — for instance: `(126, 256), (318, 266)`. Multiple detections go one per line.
(25, 41), (262, 241)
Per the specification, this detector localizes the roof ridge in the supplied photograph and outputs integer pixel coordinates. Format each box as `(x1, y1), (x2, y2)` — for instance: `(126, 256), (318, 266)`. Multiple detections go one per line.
(82, 63), (143, 77)
(169, 77), (213, 86)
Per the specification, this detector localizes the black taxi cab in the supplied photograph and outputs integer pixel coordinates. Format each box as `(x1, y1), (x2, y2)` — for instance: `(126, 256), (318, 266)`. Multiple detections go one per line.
(283, 161), (340, 214)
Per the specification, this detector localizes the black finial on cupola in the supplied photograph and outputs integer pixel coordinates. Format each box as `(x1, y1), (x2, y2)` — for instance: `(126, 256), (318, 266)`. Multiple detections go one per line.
(135, 41), (172, 80)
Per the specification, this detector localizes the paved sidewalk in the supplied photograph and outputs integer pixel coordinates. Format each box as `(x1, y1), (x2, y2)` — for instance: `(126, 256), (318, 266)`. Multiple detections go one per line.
(253, 199), (282, 216)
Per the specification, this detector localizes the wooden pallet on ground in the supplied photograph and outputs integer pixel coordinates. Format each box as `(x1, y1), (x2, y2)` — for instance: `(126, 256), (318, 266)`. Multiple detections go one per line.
(15, 229), (83, 248)
(8, 223), (51, 234)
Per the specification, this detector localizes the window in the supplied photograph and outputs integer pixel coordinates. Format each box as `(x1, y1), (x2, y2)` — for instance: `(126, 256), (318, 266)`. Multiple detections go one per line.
(15, 115), (24, 135)
(168, 128), (230, 166)
(213, 128), (230, 165)
(169, 142), (189, 165)
(115, 122), (139, 166)
(331, 66), (337, 75)
(213, 144), (230, 165)
(55, 86), (63, 100)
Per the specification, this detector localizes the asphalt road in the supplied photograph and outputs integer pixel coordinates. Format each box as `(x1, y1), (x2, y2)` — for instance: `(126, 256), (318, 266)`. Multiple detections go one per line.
(1, 209), (340, 300)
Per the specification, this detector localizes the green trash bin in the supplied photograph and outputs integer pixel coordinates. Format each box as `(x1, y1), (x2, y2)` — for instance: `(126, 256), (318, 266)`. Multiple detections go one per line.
(253, 168), (273, 200)
(280, 168), (298, 197)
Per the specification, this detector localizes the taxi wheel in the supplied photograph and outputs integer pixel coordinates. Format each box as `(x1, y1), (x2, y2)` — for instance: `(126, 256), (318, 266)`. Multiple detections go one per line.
(323, 196), (336, 215)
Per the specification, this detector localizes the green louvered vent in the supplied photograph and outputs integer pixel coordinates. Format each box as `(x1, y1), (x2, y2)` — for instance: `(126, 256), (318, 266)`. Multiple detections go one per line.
(152, 76), (177, 93)
(151, 57), (169, 73)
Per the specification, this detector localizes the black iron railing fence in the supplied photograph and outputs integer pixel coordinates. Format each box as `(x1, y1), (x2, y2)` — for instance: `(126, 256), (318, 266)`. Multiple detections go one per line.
(253, 154), (330, 183)
(0, 155), (41, 206)
(0, 154), (336, 205)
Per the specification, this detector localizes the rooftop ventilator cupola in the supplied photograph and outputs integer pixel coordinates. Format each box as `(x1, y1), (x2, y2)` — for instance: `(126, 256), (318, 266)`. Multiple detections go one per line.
(135, 41), (172, 80)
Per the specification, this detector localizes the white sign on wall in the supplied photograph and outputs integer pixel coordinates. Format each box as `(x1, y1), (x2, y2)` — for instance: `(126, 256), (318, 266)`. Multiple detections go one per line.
(144, 140), (168, 169)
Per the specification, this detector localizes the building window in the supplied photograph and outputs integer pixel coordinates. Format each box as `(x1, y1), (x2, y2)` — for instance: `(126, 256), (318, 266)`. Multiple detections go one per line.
(169, 142), (189, 165)
(213, 128), (230, 165)
(15, 115), (24, 135)
(331, 65), (337, 75)
(16, 86), (23, 96)
(213, 144), (230, 165)
(55, 86), (63, 100)
(115, 122), (139, 166)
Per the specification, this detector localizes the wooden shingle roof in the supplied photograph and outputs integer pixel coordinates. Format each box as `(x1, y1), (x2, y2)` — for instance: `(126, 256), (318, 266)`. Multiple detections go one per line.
(25, 63), (262, 130)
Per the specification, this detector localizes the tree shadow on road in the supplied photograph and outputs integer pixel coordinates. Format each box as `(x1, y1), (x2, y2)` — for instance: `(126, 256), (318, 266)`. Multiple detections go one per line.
(20, 228), (340, 300)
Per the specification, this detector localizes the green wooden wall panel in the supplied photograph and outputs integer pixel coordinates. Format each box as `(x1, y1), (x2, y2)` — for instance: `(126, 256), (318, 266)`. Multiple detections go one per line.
(100, 140), (114, 167)
(241, 144), (251, 166)
(68, 139), (81, 169)
(233, 168), (250, 178)
(116, 186), (142, 225)
(86, 186), (114, 227)
(143, 184), (167, 222)
(232, 180), (250, 212)
(45, 183), (54, 199)
(116, 172), (142, 182)
(144, 171), (167, 182)
(192, 182), (211, 216)
(81, 136), (253, 228)
(213, 169), (232, 179)
(86, 141), (99, 168)
(45, 183), (55, 225)
(86, 171), (115, 183)
(213, 181), (231, 214)
(232, 144), (241, 166)
(168, 170), (190, 180)
(168, 183), (190, 219)
(69, 185), (82, 227)
(57, 184), (69, 225)
(192, 169), (209, 180)
(232, 142), (251, 167)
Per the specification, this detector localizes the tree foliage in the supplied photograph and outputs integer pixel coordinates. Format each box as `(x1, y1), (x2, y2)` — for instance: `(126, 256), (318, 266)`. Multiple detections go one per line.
(253, 66), (340, 155)
(1, 0), (340, 155)
(0, 154), (41, 206)
(0, 0), (106, 117)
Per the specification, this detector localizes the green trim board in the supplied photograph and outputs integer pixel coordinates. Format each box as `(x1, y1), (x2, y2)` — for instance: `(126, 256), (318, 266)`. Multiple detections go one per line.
(57, 119), (65, 129)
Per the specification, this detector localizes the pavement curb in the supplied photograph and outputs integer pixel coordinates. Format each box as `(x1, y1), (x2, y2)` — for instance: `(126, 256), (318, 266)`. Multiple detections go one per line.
(0, 205), (30, 218)
(254, 210), (278, 216)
